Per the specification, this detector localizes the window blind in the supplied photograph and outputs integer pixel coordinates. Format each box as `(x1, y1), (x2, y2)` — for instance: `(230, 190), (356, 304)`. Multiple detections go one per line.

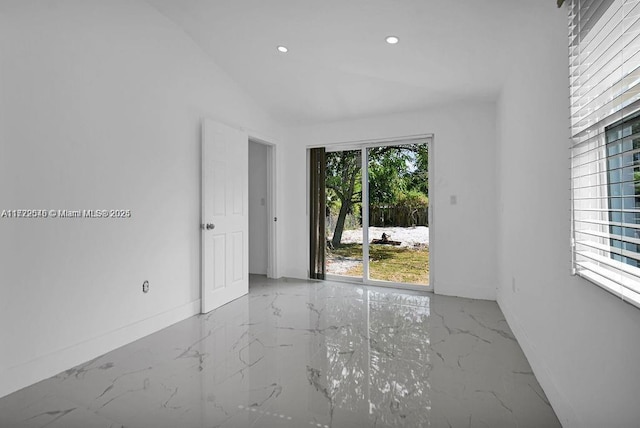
(570, 0), (640, 308)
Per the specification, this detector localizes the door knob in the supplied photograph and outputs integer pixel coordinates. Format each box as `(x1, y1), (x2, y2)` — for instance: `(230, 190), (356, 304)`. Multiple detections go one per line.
(206, 223), (215, 230)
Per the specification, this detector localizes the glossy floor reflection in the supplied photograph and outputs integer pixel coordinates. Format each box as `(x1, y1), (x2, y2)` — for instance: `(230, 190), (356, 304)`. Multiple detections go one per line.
(0, 276), (561, 428)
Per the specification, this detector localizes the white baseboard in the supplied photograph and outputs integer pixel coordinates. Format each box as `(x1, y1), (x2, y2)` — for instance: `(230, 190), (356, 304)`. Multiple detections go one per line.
(282, 268), (308, 281)
(0, 299), (201, 399)
(497, 295), (578, 428)
(435, 281), (497, 301)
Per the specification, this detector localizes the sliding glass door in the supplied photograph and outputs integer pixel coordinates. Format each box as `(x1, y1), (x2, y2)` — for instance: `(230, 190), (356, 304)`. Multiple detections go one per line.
(321, 138), (431, 289)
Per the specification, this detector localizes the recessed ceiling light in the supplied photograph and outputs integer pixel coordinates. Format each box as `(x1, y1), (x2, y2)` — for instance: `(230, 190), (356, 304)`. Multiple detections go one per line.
(386, 36), (399, 44)
(277, 45), (288, 53)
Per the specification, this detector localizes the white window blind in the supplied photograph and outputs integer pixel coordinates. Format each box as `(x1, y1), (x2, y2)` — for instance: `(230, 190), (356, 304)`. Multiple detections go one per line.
(570, 0), (640, 308)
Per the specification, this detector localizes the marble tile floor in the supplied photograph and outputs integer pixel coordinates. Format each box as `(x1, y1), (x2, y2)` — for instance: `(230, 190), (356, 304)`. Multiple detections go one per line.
(0, 276), (561, 428)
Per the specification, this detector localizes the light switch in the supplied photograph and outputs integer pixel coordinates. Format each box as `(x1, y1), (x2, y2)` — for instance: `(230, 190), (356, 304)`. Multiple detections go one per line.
(450, 195), (457, 205)
(260, 198), (266, 206)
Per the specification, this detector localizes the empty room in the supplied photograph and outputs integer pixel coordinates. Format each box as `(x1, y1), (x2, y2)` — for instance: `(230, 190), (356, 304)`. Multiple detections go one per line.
(1, 1), (639, 427)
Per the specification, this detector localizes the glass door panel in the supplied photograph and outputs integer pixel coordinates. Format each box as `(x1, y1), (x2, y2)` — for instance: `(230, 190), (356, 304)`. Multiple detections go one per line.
(367, 143), (429, 286)
(325, 150), (363, 278)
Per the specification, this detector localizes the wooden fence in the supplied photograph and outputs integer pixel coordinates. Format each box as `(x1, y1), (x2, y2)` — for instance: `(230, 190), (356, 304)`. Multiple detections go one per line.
(369, 206), (428, 227)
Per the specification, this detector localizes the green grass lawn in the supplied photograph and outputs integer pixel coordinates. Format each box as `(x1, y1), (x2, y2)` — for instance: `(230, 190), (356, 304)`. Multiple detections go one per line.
(328, 243), (429, 285)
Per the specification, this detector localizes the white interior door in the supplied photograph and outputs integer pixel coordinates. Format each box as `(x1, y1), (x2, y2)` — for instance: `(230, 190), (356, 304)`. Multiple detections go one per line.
(201, 119), (249, 314)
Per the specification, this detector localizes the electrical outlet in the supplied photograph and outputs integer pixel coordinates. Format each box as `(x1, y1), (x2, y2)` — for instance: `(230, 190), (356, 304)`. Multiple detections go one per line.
(143, 280), (149, 293)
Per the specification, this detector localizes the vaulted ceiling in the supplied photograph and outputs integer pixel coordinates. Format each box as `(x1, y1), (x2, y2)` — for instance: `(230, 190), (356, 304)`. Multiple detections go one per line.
(147, 0), (546, 126)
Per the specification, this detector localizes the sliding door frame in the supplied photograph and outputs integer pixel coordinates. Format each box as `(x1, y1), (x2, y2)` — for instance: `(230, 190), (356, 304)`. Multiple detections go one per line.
(320, 134), (434, 292)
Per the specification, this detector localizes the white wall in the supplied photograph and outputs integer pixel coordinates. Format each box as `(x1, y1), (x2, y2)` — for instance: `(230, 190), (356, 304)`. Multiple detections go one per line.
(497, 3), (640, 428)
(0, 0), (282, 398)
(282, 101), (499, 300)
(248, 141), (268, 275)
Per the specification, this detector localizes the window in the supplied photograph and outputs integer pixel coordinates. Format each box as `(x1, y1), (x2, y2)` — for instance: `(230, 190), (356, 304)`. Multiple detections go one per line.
(605, 115), (640, 269)
(570, 0), (640, 308)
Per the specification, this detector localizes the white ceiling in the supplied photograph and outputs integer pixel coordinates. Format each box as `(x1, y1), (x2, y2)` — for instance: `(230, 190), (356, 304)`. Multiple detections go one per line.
(147, 0), (541, 126)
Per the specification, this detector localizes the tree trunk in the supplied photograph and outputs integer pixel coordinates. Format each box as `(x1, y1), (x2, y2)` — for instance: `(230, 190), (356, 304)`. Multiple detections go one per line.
(332, 164), (359, 248)
(328, 151), (360, 248)
(332, 199), (351, 248)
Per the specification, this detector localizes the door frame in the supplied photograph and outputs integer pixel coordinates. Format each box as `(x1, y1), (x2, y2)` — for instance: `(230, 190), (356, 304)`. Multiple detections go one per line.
(248, 137), (278, 279)
(316, 134), (434, 292)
